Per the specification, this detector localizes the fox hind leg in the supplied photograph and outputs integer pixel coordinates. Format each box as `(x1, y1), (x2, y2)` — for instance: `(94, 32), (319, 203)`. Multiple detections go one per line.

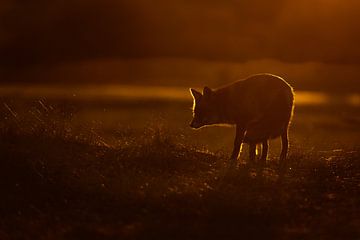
(280, 129), (289, 166)
(255, 144), (261, 158)
(249, 143), (256, 163)
(260, 140), (269, 163)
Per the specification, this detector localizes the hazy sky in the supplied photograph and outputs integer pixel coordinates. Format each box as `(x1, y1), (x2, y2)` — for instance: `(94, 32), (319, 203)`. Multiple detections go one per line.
(1, 0), (360, 89)
(1, 0), (360, 65)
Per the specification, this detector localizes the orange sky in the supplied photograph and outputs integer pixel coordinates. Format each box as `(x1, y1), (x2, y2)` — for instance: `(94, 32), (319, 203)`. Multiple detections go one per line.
(0, 0), (360, 90)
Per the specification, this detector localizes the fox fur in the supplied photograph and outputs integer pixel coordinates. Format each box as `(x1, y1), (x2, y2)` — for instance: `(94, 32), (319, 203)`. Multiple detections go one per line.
(190, 73), (294, 165)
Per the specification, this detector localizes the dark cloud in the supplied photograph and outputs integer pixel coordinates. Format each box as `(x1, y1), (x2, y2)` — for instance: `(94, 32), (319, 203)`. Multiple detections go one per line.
(0, 0), (360, 66)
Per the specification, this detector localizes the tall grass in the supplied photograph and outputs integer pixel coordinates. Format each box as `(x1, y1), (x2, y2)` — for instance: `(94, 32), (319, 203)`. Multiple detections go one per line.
(0, 100), (359, 239)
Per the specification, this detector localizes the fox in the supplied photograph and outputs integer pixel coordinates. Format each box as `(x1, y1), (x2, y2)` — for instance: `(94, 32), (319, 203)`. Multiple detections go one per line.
(189, 73), (294, 166)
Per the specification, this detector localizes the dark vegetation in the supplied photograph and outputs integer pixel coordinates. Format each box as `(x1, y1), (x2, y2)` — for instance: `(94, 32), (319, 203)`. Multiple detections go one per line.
(0, 99), (360, 240)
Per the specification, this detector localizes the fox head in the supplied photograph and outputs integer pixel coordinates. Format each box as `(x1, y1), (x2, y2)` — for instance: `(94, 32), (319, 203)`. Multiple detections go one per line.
(189, 87), (221, 129)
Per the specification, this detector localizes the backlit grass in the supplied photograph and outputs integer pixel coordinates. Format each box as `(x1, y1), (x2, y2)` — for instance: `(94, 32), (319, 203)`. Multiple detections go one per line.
(0, 100), (359, 239)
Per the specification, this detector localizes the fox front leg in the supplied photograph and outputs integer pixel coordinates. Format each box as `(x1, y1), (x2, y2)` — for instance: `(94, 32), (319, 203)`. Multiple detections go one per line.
(249, 143), (256, 163)
(230, 125), (245, 161)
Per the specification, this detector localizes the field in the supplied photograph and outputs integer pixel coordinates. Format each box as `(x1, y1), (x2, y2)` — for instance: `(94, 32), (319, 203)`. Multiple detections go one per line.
(1, 95), (360, 240)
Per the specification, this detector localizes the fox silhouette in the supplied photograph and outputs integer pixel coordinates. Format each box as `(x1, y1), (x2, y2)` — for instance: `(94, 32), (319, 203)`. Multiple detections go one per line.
(190, 73), (294, 166)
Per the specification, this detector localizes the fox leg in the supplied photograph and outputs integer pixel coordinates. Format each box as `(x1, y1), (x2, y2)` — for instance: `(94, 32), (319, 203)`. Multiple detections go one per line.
(280, 130), (289, 165)
(260, 140), (269, 163)
(256, 144), (261, 157)
(249, 143), (256, 163)
(230, 125), (245, 161)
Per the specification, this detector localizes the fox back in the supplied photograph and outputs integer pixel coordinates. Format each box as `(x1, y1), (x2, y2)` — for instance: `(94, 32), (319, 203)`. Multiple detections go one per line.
(190, 73), (294, 142)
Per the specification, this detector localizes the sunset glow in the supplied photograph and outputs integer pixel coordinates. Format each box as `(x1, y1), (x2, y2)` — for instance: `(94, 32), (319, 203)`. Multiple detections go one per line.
(0, 85), (358, 107)
(0, 1), (359, 239)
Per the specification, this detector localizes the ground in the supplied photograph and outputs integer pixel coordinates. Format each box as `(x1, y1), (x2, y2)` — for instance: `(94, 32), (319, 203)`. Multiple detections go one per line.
(0, 97), (359, 240)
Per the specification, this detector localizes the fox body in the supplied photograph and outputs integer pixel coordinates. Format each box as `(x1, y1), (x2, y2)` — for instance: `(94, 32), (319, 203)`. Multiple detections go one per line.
(190, 73), (294, 165)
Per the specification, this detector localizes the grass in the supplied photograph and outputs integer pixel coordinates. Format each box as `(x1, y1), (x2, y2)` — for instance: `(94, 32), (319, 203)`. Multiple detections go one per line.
(0, 99), (360, 239)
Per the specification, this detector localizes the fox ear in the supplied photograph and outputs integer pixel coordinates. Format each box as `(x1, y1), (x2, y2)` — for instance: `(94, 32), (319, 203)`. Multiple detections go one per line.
(203, 86), (212, 98)
(190, 88), (202, 101)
